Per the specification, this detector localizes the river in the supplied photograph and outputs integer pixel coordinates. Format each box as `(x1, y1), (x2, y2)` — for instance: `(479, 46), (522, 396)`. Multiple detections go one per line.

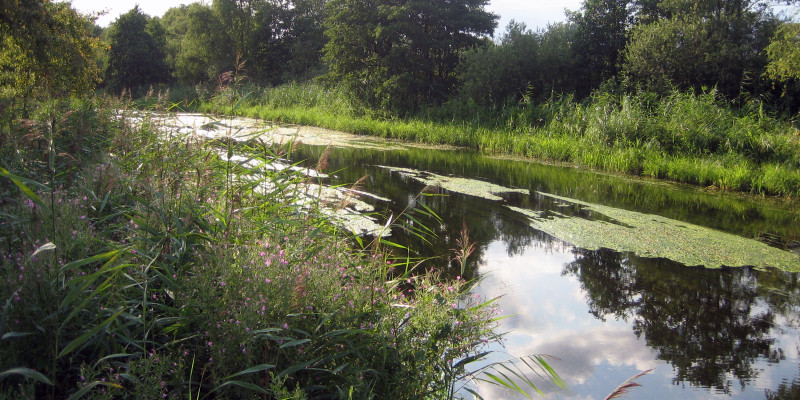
(167, 113), (800, 399)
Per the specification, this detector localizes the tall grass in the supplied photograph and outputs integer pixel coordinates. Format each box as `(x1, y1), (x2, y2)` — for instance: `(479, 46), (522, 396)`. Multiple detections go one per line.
(0, 98), (527, 398)
(200, 83), (800, 197)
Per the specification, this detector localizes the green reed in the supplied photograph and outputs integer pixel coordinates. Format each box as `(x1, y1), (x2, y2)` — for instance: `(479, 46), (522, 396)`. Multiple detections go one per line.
(0, 96), (535, 399)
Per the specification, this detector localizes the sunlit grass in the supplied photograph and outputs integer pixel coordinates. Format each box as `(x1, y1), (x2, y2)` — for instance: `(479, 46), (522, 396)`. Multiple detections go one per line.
(201, 83), (800, 197)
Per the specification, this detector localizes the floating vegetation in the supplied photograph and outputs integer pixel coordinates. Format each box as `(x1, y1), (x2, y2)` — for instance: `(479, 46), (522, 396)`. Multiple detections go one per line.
(509, 193), (800, 271)
(149, 113), (410, 150)
(221, 149), (389, 237)
(123, 112), (392, 236)
(378, 166), (528, 201)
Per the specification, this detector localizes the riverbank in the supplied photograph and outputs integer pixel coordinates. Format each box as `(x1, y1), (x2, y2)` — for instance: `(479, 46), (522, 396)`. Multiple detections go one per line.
(196, 83), (800, 197)
(0, 99), (511, 398)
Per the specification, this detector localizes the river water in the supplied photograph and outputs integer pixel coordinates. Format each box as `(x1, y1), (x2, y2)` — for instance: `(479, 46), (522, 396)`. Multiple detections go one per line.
(170, 114), (800, 399)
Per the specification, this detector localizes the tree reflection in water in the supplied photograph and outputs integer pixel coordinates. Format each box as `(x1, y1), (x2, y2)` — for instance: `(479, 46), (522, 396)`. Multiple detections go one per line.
(563, 248), (800, 392)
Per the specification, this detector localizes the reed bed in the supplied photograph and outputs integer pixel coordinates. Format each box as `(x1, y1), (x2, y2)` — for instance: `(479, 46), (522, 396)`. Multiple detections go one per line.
(0, 97), (518, 399)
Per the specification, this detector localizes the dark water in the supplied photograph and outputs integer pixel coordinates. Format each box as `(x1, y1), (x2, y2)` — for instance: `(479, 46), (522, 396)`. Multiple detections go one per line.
(291, 142), (800, 399)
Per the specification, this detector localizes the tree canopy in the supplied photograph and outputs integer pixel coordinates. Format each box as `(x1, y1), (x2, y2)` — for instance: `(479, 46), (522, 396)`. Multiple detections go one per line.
(323, 0), (497, 113)
(15, 0), (799, 116)
(105, 6), (171, 93)
(1, 0), (101, 100)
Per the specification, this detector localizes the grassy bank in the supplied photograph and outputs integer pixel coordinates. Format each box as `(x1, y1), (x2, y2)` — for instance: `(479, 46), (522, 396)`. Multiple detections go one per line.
(198, 83), (800, 197)
(0, 98), (519, 398)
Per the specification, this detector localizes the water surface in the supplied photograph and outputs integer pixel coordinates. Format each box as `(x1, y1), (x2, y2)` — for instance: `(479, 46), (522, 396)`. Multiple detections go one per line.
(174, 114), (800, 399)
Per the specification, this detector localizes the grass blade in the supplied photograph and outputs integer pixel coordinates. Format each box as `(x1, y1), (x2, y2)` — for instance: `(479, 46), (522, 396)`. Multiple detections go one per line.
(0, 367), (53, 385)
(0, 167), (51, 216)
(58, 308), (124, 358)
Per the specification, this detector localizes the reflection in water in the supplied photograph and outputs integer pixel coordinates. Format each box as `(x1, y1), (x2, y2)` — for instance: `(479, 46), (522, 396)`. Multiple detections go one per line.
(283, 141), (800, 398)
(564, 249), (785, 390)
(766, 357), (800, 400)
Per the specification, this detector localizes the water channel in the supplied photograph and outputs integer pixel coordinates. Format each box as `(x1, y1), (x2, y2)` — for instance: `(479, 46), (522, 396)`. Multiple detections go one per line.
(169, 113), (800, 399)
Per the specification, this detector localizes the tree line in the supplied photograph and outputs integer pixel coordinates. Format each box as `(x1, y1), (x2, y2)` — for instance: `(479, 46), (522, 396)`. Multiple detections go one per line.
(3, 0), (800, 116)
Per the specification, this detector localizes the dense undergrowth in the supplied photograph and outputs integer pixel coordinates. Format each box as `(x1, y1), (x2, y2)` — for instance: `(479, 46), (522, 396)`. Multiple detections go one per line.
(195, 82), (800, 197)
(0, 97), (527, 399)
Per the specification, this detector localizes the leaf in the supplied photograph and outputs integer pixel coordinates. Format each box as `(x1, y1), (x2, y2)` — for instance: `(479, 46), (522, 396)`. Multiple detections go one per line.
(480, 372), (530, 398)
(58, 308), (124, 358)
(222, 364), (275, 380)
(452, 351), (490, 369)
(60, 248), (124, 273)
(0, 367), (53, 385)
(0, 167), (51, 216)
(279, 339), (311, 349)
(66, 380), (123, 400)
(214, 380), (269, 394)
(275, 358), (320, 379)
(1, 332), (33, 340)
(30, 242), (57, 260)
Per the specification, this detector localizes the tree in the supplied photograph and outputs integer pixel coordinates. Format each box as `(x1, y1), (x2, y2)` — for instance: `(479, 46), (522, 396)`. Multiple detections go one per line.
(285, 0), (327, 80)
(456, 21), (540, 106)
(162, 3), (230, 84)
(621, 16), (711, 94)
(766, 21), (800, 82)
(0, 1), (101, 101)
(563, 248), (780, 389)
(621, 0), (781, 98)
(569, 0), (634, 95)
(324, 0), (497, 113)
(213, 0), (257, 63)
(105, 6), (171, 93)
(249, 0), (294, 84)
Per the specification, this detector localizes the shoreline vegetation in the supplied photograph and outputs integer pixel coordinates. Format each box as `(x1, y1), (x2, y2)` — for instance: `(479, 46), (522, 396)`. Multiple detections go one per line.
(194, 82), (800, 199)
(2, 98), (564, 399)
(3, 0), (799, 397)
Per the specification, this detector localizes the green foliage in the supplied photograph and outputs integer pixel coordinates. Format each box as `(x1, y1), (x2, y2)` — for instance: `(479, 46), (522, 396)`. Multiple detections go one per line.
(105, 6), (171, 93)
(622, 0), (780, 98)
(0, 97), (509, 398)
(568, 0), (633, 95)
(203, 84), (800, 196)
(323, 0), (498, 114)
(456, 22), (540, 107)
(162, 3), (230, 84)
(0, 1), (100, 103)
(766, 21), (800, 82)
(453, 21), (585, 111)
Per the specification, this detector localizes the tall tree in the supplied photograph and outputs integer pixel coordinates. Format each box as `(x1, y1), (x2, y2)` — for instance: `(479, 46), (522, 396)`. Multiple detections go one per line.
(456, 21), (541, 106)
(0, 0), (101, 101)
(162, 3), (230, 84)
(249, 0), (294, 84)
(324, 0), (497, 113)
(286, 0), (327, 80)
(105, 6), (170, 93)
(213, 0), (258, 74)
(569, 0), (634, 95)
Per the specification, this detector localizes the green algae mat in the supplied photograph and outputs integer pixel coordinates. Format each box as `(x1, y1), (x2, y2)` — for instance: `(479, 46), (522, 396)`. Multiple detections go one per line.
(381, 166), (800, 271)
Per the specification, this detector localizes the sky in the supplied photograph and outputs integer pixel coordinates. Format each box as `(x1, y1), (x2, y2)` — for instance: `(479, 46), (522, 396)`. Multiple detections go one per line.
(64, 0), (585, 33)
